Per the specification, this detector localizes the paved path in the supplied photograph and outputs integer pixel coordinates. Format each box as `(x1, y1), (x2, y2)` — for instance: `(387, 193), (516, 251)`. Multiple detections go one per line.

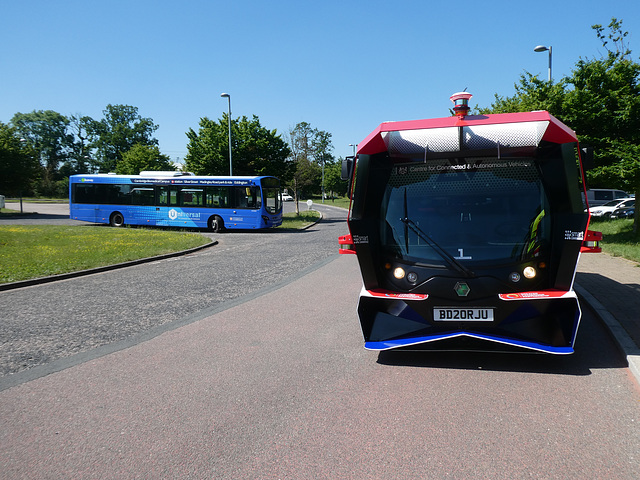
(576, 252), (640, 381)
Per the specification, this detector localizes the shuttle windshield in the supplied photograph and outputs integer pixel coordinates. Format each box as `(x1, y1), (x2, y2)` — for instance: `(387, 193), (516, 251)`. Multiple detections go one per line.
(380, 157), (550, 266)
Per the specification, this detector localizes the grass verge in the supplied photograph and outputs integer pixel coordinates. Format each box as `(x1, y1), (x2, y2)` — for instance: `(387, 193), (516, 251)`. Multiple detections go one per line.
(278, 210), (321, 229)
(0, 225), (210, 284)
(590, 218), (640, 263)
(0, 211), (321, 284)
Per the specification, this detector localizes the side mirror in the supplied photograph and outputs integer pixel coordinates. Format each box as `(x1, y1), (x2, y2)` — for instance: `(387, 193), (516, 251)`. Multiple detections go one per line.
(580, 145), (594, 171)
(341, 156), (354, 181)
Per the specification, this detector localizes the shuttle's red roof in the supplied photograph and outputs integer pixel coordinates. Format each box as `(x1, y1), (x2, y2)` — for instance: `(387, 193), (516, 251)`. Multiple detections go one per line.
(357, 111), (577, 155)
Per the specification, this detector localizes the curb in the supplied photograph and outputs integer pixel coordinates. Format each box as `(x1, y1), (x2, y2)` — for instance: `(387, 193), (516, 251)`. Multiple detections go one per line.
(0, 240), (218, 292)
(575, 283), (640, 385)
(303, 209), (323, 229)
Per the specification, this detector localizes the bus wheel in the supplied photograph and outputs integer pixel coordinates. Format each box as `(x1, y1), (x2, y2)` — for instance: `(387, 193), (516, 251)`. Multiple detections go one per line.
(110, 212), (125, 227)
(208, 215), (224, 232)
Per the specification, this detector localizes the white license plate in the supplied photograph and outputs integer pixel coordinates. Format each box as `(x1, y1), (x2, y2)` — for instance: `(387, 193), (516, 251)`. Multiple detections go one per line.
(434, 307), (494, 322)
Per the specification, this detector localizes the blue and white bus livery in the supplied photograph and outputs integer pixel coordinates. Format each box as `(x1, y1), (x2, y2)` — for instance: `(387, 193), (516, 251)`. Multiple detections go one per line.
(69, 173), (283, 231)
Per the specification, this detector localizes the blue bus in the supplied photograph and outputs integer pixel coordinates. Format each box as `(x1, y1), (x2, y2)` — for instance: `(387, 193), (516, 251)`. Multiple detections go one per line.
(69, 172), (283, 231)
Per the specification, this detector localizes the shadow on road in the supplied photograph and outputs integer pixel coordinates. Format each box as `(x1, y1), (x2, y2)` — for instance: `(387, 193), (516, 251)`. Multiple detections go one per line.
(376, 311), (627, 376)
(0, 213), (70, 220)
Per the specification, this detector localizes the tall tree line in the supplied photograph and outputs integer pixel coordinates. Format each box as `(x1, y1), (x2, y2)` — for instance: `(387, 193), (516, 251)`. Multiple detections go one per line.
(1, 105), (170, 197)
(2, 105), (346, 202)
(185, 117), (347, 211)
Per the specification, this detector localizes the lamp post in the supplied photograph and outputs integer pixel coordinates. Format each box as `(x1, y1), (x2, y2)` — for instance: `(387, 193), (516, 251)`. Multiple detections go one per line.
(220, 93), (232, 176)
(534, 45), (552, 82)
(349, 143), (357, 156)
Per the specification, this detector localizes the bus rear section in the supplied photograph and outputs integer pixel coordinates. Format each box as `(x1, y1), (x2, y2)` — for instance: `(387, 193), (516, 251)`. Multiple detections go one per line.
(340, 97), (600, 354)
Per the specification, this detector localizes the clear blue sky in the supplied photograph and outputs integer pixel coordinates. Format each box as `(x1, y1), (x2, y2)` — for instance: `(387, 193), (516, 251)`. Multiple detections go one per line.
(2, 0), (639, 163)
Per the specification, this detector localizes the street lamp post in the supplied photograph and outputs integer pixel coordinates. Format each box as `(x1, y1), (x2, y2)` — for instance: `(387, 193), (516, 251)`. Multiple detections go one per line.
(534, 45), (552, 82)
(349, 143), (357, 156)
(220, 93), (232, 176)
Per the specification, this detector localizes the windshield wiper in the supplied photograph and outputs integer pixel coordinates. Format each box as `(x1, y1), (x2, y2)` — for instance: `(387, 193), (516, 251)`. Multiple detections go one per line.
(400, 217), (475, 278)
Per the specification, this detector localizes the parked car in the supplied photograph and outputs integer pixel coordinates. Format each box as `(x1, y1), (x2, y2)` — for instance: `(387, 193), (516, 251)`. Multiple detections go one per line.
(588, 198), (635, 218)
(282, 193), (293, 201)
(611, 206), (635, 219)
(582, 188), (630, 207)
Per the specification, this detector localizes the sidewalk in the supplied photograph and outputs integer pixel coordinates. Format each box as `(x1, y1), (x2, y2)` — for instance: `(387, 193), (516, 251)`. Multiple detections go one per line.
(576, 252), (640, 382)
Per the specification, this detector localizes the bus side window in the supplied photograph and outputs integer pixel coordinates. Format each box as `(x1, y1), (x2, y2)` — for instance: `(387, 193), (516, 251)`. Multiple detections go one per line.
(236, 187), (248, 208)
(180, 188), (204, 207)
(236, 187), (261, 209)
(206, 187), (229, 208)
(157, 186), (178, 206)
(73, 184), (93, 203)
(131, 188), (154, 206)
(246, 188), (256, 208)
(158, 187), (168, 206)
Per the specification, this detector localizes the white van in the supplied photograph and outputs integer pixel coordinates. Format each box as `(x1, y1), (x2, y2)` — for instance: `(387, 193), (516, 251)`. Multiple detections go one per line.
(582, 188), (630, 207)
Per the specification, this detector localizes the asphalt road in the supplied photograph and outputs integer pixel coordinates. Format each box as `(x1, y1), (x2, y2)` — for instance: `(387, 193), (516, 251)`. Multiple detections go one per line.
(0, 201), (84, 225)
(1, 202), (639, 478)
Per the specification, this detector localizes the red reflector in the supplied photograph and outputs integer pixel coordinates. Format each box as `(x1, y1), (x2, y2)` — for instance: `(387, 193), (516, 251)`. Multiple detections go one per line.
(338, 234), (356, 255)
(581, 230), (602, 253)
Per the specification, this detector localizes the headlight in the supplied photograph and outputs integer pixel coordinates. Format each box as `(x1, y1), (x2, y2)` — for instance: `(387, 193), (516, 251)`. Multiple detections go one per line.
(523, 266), (536, 279)
(393, 267), (406, 279)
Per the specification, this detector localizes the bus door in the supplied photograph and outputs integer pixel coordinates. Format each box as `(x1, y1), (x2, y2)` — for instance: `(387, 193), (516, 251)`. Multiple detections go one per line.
(129, 186), (156, 225)
(229, 186), (262, 228)
(179, 187), (205, 226)
(70, 182), (98, 223)
(156, 185), (179, 225)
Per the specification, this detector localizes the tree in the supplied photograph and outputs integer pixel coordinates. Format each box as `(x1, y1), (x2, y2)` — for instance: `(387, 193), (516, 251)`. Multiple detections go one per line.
(562, 21), (640, 210)
(312, 129), (334, 201)
(116, 144), (174, 175)
(89, 104), (159, 172)
(64, 114), (95, 175)
(8, 110), (99, 196)
(287, 122), (316, 212)
(10, 110), (72, 195)
(10, 110), (71, 173)
(185, 114), (291, 178)
(477, 74), (566, 115)
(234, 115), (291, 179)
(0, 122), (39, 197)
(185, 117), (227, 175)
(479, 18), (640, 232)
(286, 122), (335, 212)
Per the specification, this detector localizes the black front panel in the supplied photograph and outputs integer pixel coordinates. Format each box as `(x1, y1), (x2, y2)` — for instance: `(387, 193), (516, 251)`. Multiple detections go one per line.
(350, 144), (588, 296)
(358, 294), (580, 349)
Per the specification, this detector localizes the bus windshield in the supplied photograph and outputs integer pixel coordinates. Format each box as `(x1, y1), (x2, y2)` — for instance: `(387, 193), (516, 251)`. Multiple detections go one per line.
(261, 178), (282, 214)
(380, 157), (550, 266)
